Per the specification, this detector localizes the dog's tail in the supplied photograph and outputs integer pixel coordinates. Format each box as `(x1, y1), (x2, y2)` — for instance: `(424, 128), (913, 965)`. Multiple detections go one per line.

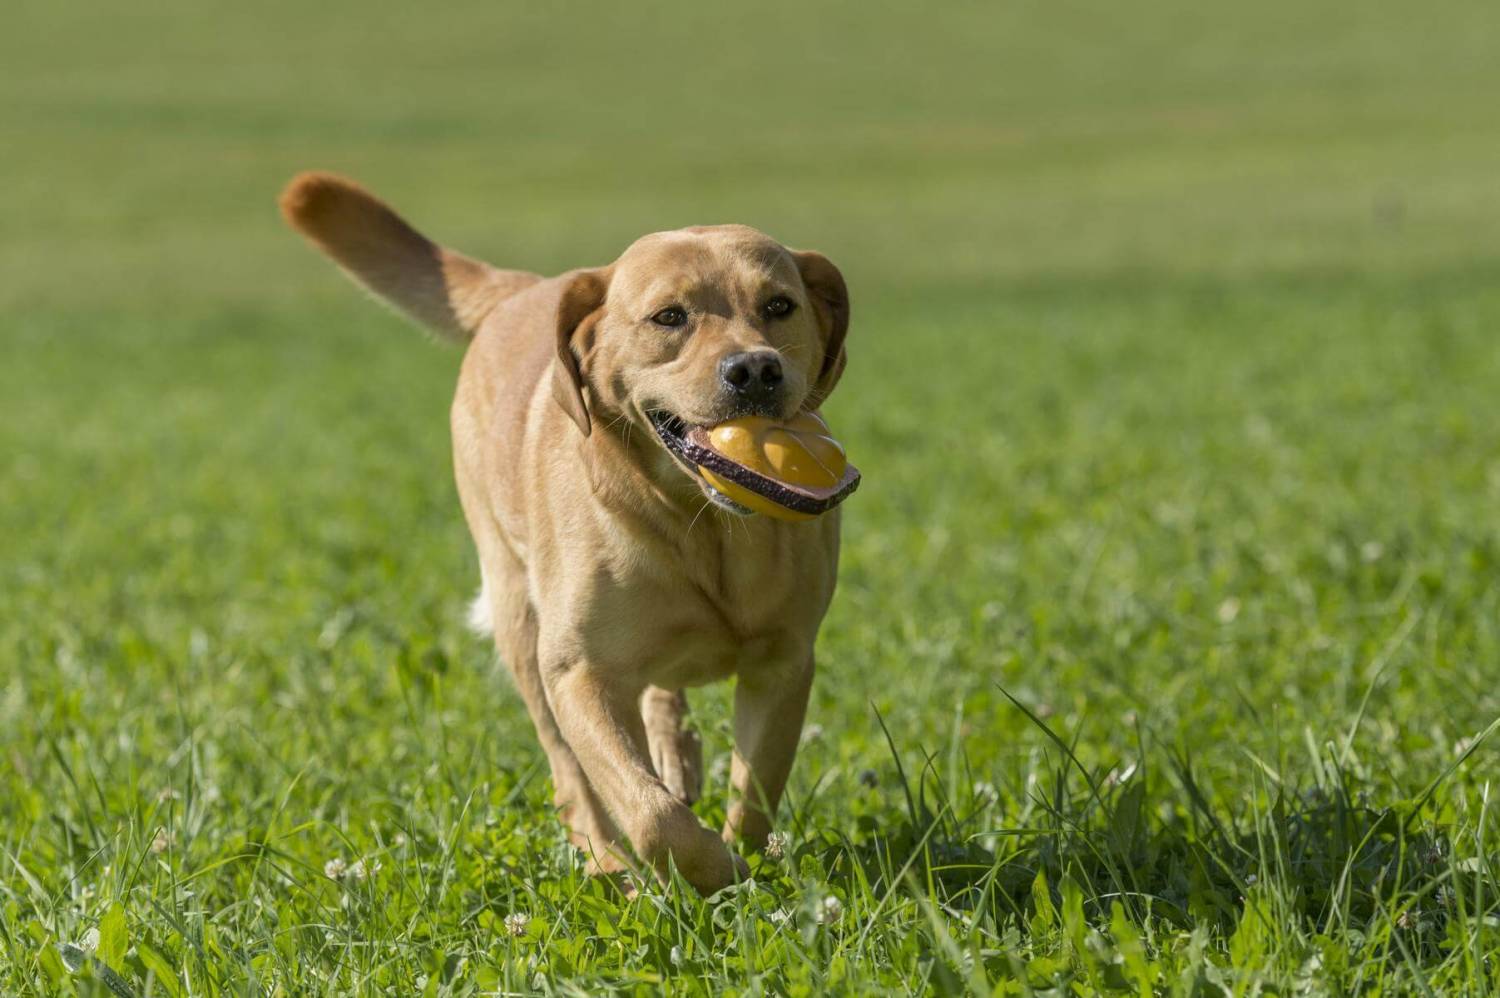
(279, 172), (540, 342)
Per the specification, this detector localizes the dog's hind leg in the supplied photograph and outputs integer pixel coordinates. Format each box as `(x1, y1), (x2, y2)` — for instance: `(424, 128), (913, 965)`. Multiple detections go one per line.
(641, 687), (702, 805)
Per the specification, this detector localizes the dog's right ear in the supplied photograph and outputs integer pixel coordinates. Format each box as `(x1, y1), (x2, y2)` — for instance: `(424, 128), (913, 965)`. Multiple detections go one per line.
(553, 268), (611, 436)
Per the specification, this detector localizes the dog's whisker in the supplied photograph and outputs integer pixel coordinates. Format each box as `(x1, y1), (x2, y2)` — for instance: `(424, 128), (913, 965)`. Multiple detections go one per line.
(685, 495), (714, 537)
(719, 503), (748, 541)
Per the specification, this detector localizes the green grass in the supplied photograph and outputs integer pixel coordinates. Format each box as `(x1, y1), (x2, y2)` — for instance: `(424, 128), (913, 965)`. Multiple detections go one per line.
(3, 0), (1499, 993)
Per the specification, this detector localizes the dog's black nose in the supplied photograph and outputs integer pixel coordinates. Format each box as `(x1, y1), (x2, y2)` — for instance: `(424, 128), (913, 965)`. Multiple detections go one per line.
(719, 351), (784, 400)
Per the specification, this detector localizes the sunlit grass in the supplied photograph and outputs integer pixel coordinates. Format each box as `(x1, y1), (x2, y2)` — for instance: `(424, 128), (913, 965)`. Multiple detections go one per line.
(3, 0), (1499, 993)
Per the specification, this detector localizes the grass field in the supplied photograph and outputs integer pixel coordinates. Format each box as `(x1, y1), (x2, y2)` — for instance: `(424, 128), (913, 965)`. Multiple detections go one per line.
(3, 0), (1500, 993)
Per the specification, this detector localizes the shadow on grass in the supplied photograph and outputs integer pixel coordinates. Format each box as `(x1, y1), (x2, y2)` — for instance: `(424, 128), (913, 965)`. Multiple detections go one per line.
(789, 698), (1497, 974)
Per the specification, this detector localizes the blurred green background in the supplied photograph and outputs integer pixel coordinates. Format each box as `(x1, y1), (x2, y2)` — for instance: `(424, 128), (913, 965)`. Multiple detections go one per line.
(4, 0), (1498, 308)
(3, 0), (1498, 992)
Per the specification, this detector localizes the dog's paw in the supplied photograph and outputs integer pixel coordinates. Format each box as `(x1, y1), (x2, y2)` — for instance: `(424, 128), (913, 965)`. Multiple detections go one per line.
(556, 791), (623, 862)
(582, 849), (632, 878)
(672, 827), (750, 896)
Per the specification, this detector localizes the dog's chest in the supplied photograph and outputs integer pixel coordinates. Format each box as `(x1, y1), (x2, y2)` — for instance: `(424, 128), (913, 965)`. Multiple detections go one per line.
(640, 519), (837, 686)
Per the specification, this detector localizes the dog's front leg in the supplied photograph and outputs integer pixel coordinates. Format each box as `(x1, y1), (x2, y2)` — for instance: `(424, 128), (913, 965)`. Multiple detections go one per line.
(723, 656), (814, 850)
(545, 664), (745, 894)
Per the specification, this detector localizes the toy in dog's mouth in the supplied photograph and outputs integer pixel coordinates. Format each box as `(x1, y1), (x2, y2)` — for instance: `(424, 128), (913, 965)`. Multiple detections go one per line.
(648, 410), (861, 521)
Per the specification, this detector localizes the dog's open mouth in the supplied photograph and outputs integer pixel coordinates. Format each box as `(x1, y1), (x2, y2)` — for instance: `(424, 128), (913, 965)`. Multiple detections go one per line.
(649, 411), (755, 513)
(648, 410), (861, 518)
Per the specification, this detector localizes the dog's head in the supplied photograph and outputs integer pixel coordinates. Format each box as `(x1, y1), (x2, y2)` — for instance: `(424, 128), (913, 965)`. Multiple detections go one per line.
(553, 226), (849, 511)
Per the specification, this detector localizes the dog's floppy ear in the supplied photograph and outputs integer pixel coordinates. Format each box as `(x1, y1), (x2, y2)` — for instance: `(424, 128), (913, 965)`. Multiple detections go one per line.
(553, 268), (611, 436)
(793, 250), (851, 405)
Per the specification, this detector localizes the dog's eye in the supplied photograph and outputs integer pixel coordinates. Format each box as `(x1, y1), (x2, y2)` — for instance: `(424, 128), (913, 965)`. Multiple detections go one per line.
(763, 295), (796, 319)
(650, 306), (688, 328)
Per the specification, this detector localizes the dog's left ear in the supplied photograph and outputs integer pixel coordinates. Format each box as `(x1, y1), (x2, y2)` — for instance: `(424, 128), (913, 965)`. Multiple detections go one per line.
(553, 267), (611, 436)
(793, 250), (850, 405)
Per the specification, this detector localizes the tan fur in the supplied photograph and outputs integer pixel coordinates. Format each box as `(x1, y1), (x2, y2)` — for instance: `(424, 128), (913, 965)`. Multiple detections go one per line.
(279, 172), (540, 340)
(282, 173), (851, 894)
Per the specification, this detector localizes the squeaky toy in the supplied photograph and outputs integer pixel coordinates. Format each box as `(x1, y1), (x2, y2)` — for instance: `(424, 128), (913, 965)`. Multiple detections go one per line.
(693, 412), (860, 521)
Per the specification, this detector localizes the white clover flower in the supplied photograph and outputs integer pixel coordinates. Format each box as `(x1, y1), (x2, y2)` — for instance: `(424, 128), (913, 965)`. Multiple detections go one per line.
(669, 944), (684, 965)
(1217, 598), (1241, 623)
(324, 858), (347, 880)
(80, 927), (100, 953)
(765, 831), (790, 860)
(151, 828), (171, 854)
(816, 895), (843, 924)
(504, 912), (530, 937)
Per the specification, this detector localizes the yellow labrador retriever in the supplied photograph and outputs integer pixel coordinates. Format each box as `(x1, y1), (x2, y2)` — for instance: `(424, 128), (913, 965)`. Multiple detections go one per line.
(280, 173), (850, 894)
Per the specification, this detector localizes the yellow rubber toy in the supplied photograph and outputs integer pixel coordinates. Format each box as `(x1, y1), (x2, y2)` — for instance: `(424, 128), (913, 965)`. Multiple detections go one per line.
(700, 412), (848, 521)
